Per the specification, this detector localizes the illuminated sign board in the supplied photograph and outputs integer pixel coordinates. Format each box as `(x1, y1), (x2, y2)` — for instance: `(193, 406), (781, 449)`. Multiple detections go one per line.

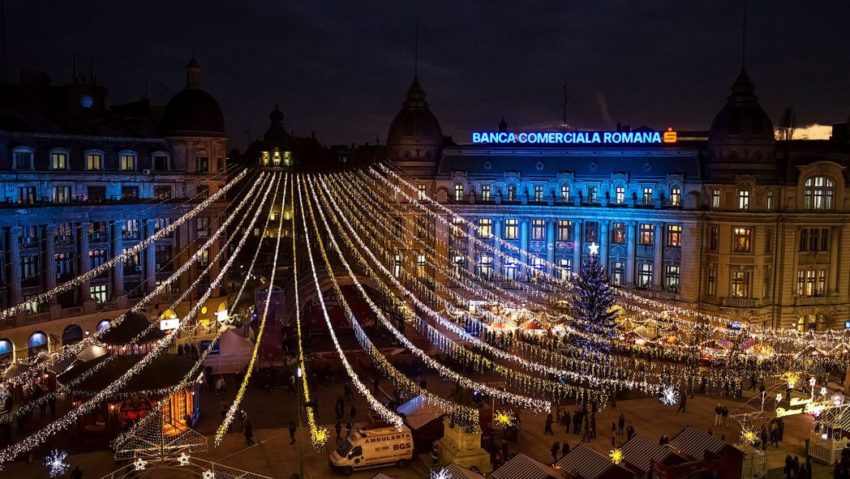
(775, 397), (834, 418)
(471, 128), (677, 145)
(159, 319), (180, 331)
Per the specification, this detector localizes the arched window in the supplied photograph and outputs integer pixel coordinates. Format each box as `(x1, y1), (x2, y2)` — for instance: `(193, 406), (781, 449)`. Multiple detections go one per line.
(28, 331), (48, 357)
(118, 150), (138, 171)
(11, 146), (34, 170)
(96, 320), (111, 332)
(0, 338), (13, 361)
(62, 324), (84, 345)
(804, 176), (834, 210)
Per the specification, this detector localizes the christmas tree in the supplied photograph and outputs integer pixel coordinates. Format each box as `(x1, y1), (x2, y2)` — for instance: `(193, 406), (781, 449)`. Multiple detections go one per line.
(571, 249), (617, 350)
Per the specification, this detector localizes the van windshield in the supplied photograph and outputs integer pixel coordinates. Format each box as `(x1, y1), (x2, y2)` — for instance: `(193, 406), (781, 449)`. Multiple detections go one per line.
(336, 439), (353, 456)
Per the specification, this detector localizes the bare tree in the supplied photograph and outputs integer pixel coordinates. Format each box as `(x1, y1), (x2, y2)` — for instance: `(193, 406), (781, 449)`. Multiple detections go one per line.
(777, 106), (797, 141)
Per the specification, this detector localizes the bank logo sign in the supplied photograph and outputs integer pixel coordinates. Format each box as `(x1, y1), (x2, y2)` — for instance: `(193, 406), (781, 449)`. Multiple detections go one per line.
(472, 128), (677, 145)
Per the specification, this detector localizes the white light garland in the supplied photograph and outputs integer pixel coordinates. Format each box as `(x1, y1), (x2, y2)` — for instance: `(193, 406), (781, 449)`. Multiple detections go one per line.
(215, 173), (289, 446)
(660, 385), (679, 406)
(0, 172), (259, 465)
(297, 175), (404, 429)
(0, 168), (248, 321)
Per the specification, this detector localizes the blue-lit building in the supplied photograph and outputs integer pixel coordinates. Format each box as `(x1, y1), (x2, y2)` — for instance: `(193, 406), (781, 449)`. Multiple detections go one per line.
(384, 68), (850, 331)
(0, 59), (229, 362)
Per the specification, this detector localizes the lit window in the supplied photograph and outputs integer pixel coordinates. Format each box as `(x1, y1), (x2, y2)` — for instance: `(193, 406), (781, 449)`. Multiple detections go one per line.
(730, 270), (750, 298)
(738, 189), (750, 210)
(558, 258), (572, 280)
(450, 217), (464, 241)
(454, 184), (464, 202)
(119, 152), (137, 171)
(195, 157), (209, 173)
(560, 185), (570, 202)
(50, 151), (68, 170)
(121, 185), (139, 199)
(196, 216), (210, 237)
(86, 152), (103, 171)
(587, 186), (597, 204)
(122, 219), (140, 240)
(670, 187), (681, 207)
(643, 187), (653, 206)
(584, 221), (598, 243)
(451, 255), (464, 278)
(123, 248), (140, 268)
(611, 222), (625, 244)
(531, 219), (545, 240)
(711, 189), (721, 208)
(639, 223), (654, 246)
(21, 255), (38, 280)
(89, 249), (106, 269)
(665, 265), (680, 291)
(481, 185), (491, 202)
(477, 255), (493, 279)
(154, 185), (172, 199)
(666, 225), (682, 247)
(52, 186), (71, 203)
(615, 186), (625, 205)
(25, 297), (40, 315)
(706, 264), (717, 296)
(732, 227), (752, 253)
(504, 257), (518, 281)
(637, 263), (653, 289)
(12, 147), (34, 170)
(416, 254), (426, 278)
(507, 185), (516, 202)
(534, 185), (544, 202)
(557, 220), (572, 242)
(610, 261), (624, 286)
(766, 191), (774, 210)
(90, 284), (108, 304)
(504, 219), (518, 240)
(18, 186), (36, 205)
(804, 176), (834, 210)
(477, 218), (492, 238)
(417, 184), (426, 200)
(797, 269), (826, 297)
(55, 252), (73, 279)
(154, 217), (171, 233)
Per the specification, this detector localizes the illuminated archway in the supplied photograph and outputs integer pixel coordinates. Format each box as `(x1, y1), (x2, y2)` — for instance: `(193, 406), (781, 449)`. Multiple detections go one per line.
(27, 331), (48, 357)
(0, 338), (14, 365)
(62, 324), (84, 345)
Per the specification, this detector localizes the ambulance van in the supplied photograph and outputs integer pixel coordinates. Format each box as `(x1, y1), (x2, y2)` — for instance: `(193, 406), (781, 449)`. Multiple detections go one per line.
(329, 425), (414, 474)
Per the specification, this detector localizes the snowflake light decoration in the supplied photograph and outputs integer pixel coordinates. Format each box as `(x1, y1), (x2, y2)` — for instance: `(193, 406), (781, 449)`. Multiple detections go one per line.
(203, 470), (215, 479)
(741, 429), (758, 445)
(493, 410), (516, 429)
(43, 449), (69, 478)
(431, 468), (449, 479)
(133, 457), (147, 471)
(609, 448), (624, 464)
(177, 452), (191, 466)
(312, 426), (329, 449)
(660, 385), (679, 406)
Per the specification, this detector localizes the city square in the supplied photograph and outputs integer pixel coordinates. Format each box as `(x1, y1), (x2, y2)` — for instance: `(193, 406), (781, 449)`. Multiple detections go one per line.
(0, 2), (849, 479)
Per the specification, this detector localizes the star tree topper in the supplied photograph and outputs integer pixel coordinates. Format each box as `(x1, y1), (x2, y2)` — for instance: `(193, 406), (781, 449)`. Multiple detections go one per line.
(588, 241), (600, 256)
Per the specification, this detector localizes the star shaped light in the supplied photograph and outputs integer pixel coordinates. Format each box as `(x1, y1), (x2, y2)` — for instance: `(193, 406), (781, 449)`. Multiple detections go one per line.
(660, 385), (679, 406)
(588, 241), (600, 256)
(177, 452), (191, 466)
(133, 458), (147, 471)
(609, 448), (624, 464)
(203, 470), (215, 479)
(494, 410), (516, 429)
(43, 449), (69, 478)
(431, 468), (449, 479)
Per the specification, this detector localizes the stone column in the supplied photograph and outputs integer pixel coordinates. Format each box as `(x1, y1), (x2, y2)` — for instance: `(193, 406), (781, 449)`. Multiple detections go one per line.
(434, 215), (449, 287)
(8, 226), (22, 307)
(599, 221), (609, 267)
(626, 222), (636, 287)
(520, 219), (529, 280)
(145, 219), (157, 294)
(45, 225), (59, 319)
(829, 226), (839, 294)
(467, 219), (476, 275)
(653, 223), (664, 289)
(572, 219), (582, 271)
(493, 219), (502, 279)
(546, 219), (556, 273)
(112, 220), (125, 305)
(79, 222), (92, 306)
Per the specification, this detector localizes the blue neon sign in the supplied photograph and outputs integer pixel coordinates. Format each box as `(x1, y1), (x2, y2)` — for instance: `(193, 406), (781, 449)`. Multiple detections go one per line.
(471, 129), (677, 145)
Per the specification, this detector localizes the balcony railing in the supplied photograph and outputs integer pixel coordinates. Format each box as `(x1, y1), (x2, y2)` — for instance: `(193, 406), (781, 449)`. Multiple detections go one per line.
(723, 297), (758, 308)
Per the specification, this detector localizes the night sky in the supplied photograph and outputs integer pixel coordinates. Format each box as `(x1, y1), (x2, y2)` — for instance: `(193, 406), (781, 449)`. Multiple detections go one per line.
(9, 1), (850, 148)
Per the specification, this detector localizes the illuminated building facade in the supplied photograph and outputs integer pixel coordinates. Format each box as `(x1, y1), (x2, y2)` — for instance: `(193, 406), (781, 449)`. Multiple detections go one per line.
(0, 59), (228, 361)
(385, 70), (850, 331)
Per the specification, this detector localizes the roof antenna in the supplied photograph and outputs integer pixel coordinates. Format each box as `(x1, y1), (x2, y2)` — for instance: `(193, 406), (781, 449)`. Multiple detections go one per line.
(741, 2), (747, 72)
(561, 77), (568, 131)
(414, 21), (419, 81)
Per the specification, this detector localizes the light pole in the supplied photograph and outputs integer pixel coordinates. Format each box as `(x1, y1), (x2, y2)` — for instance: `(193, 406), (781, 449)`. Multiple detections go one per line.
(297, 366), (303, 479)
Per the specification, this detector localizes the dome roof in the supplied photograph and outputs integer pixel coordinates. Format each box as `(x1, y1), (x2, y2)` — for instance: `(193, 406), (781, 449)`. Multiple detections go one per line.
(709, 69), (774, 142)
(161, 58), (225, 137)
(263, 104), (288, 146)
(387, 78), (443, 149)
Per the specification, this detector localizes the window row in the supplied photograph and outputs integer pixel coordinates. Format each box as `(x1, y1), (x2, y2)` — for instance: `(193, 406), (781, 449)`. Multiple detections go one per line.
(474, 219), (683, 247)
(450, 183), (683, 206)
(12, 183), (179, 204)
(10, 147), (172, 172)
(708, 176), (835, 211)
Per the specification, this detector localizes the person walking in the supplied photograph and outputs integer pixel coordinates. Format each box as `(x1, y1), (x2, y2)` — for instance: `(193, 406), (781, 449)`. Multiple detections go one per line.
(581, 416), (591, 443)
(626, 423), (635, 441)
(714, 404), (722, 426)
(70, 466), (83, 479)
(544, 412), (554, 435)
(215, 376), (225, 395)
(563, 410), (571, 433)
(335, 421), (342, 442)
(721, 406), (729, 427)
(617, 413), (625, 436)
(288, 421), (297, 445)
(677, 391), (687, 413)
(550, 441), (560, 464)
(243, 419), (254, 446)
(561, 442), (570, 459)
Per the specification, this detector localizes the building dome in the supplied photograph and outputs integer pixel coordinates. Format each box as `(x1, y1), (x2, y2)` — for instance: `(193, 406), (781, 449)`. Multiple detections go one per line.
(709, 69), (774, 142)
(161, 58), (225, 137)
(387, 78), (443, 159)
(263, 104), (288, 147)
